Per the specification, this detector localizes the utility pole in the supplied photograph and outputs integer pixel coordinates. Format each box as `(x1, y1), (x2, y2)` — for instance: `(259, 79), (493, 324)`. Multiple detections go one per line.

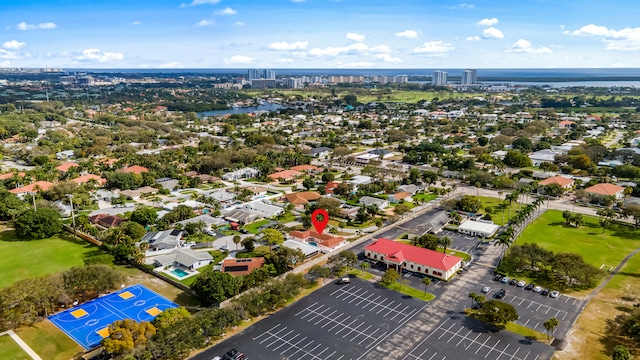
(66, 194), (76, 234)
(31, 192), (37, 211)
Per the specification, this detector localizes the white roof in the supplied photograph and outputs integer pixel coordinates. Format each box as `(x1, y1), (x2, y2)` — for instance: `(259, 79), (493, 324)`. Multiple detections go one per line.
(458, 220), (500, 235)
(283, 240), (320, 256)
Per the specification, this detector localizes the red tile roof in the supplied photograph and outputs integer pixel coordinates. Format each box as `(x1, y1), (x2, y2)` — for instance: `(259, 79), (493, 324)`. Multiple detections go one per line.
(290, 164), (321, 172)
(0, 172), (25, 180)
(365, 238), (462, 272)
(72, 174), (107, 185)
(325, 181), (340, 194)
(268, 169), (302, 181)
(393, 191), (412, 200)
(121, 165), (149, 174)
(9, 181), (54, 194)
(222, 257), (265, 276)
(284, 191), (321, 205)
(585, 183), (624, 196)
(538, 176), (574, 187)
(289, 230), (346, 248)
(55, 162), (79, 172)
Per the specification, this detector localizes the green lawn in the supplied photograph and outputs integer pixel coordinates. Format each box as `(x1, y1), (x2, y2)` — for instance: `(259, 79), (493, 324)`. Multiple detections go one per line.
(346, 268), (375, 281)
(0, 230), (101, 289)
(413, 193), (437, 202)
(516, 210), (640, 268)
(235, 245), (270, 258)
(505, 322), (547, 342)
(384, 282), (435, 302)
(16, 321), (83, 360)
(478, 196), (526, 226)
(0, 335), (31, 360)
(276, 213), (297, 224)
(243, 219), (270, 234)
(438, 248), (472, 262)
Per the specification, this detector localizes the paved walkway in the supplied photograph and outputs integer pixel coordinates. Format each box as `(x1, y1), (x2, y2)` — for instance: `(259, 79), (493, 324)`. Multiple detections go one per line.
(0, 330), (42, 360)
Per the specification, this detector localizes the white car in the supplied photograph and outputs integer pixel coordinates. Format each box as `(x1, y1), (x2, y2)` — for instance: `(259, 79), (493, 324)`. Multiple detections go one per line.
(516, 280), (526, 287)
(481, 286), (491, 293)
(549, 290), (560, 298)
(532, 286), (543, 293)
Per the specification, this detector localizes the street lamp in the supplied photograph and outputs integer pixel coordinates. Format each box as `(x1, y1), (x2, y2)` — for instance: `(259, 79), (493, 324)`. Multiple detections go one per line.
(66, 194), (76, 233)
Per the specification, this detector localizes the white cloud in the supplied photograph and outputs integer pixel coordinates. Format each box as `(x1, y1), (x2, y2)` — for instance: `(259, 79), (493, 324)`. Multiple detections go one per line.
(308, 43), (368, 57)
(374, 53), (403, 63)
(234, 21), (245, 26)
(276, 57), (295, 63)
(412, 41), (455, 56)
(370, 45), (392, 53)
(214, 7), (238, 15)
(75, 48), (125, 62)
(17, 22), (57, 30)
(466, 36), (481, 42)
(158, 61), (184, 68)
(0, 61), (10, 67)
(477, 18), (498, 26)
(269, 41), (308, 51)
(565, 24), (640, 50)
(132, 21), (141, 25)
(194, 19), (215, 27)
(395, 30), (418, 39)
(454, 3), (475, 8)
(180, 0), (220, 7)
(2, 40), (26, 50)
(224, 55), (255, 64)
(482, 27), (504, 39)
(506, 39), (552, 54)
(346, 32), (366, 42)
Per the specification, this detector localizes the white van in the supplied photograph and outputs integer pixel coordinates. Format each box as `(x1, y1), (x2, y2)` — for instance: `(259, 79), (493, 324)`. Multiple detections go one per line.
(336, 277), (350, 284)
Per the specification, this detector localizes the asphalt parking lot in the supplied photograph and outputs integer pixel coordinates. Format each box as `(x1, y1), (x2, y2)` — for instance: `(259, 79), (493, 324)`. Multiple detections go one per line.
(403, 315), (555, 360)
(457, 275), (585, 338)
(192, 278), (427, 360)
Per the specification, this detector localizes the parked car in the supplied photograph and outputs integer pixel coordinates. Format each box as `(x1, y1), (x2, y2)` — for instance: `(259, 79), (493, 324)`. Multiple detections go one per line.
(481, 286), (492, 293)
(494, 289), (506, 299)
(516, 280), (526, 287)
(336, 277), (350, 284)
(549, 291), (560, 298)
(509, 278), (518, 286)
(500, 276), (510, 284)
(493, 274), (503, 281)
(524, 283), (535, 291)
(541, 288), (550, 296)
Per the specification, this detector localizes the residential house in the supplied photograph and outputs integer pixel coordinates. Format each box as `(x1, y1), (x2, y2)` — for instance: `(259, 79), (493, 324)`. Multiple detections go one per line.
(368, 149), (394, 158)
(388, 191), (412, 204)
(289, 230), (348, 253)
(155, 178), (179, 190)
(290, 164), (322, 174)
(585, 183), (626, 200)
(359, 196), (389, 210)
(325, 181), (341, 195)
(175, 214), (226, 231)
(538, 176), (574, 190)
(221, 167), (260, 181)
(0, 172), (25, 181)
(89, 214), (125, 229)
(121, 165), (149, 174)
(243, 186), (268, 198)
(221, 258), (265, 276)
(56, 150), (75, 160)
(268, 169), (302, 183)
(55, 162), (79, 173)
(9, 181), (54, 196)
(119, 186), (158, 200)
(308, 147), (332, 158)
(397, 184), (420, 195)
(364, 238), (462, 281)
(528, 149), (564, 167)
(141, 230), (184, 251)
(238, 201), (284, 218)
(222, 208), (259, 224)
(152, 248), (212, 270)
(72, 174), (107, 186)
(283, 240), (320, 258)
(284, 191), (322, 207)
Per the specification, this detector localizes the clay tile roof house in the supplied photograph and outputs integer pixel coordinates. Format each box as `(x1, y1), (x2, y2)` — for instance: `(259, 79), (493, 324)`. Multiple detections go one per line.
(538, 176), (575, 189)
(284, 191), (322, 207)
(55, 162), (80, 172)
(267, 169), (303, 182)
(289, 230), (348, 253)
(290, 164), (322, 173)
(9, 181), (54, 195)
(0, 172), (25, 180)
(72, 174), (107, 186)
(364, 238), (462, 281)
(121, 165), (149, 174)
(89, 214), (125, 228)
(388, 191), (413, 204)
(325, 181), (341, 195)
(222, 257), (265, 276)
(585, 183), (626, 200)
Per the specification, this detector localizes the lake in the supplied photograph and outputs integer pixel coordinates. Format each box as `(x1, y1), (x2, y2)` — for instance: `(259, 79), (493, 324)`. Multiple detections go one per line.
(197, 102), (284, 117)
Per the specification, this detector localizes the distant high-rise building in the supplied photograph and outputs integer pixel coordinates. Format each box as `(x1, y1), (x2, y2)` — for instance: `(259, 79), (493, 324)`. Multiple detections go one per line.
(283, 77), (303, 88)
(247, 69), (261, 81)
(432, 70), (447, 86)
(248, 69), (276, 81)
(264, 69), (276, 80)
(462, 69), (477, 85)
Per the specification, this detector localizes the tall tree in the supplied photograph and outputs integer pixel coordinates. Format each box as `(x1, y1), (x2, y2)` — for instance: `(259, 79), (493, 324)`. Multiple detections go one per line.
(543, 317), (559, 341)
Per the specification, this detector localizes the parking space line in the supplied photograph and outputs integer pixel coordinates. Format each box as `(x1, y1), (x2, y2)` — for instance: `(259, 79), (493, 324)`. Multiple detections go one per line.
(476, 337), (491, 354)
(268, 329), (294, 349)
(296, 302), (317, 316)
(331, 287), (414, 320)
(466, 333), (482, 350)
(521, 350), (530, 360)
(456, 330), (473, 346)
(327, 315), (350, 332)
(283, 337), (309, 357)
(358, 304), (426, 359)
(439, 323), (457, 339)
(496, 344), (510, 360)
(485, 340), (500, 358)
(519, 298), (525, 306)
(510, 347), (520, 360)
(447, 326), (466, 343)
(272, 332), (298, 351)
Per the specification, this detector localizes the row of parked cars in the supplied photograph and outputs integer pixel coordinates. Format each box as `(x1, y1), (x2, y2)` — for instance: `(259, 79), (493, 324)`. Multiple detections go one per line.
(212, 348), (245, 360)
(493, 275), (560, 298)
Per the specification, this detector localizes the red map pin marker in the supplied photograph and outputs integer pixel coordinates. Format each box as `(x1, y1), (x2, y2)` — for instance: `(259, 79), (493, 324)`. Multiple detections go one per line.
(311, 208), (329, 234)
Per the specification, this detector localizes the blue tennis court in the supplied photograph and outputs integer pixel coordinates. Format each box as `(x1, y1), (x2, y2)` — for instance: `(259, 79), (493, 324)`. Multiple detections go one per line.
(48, 284), (179, 350)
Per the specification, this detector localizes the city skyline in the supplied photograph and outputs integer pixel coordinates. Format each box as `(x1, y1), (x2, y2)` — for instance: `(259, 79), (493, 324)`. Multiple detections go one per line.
(1, 0), (639, 69)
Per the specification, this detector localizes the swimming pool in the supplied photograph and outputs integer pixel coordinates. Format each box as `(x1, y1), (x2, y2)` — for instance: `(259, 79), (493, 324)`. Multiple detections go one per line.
(171, 268), (189, 278)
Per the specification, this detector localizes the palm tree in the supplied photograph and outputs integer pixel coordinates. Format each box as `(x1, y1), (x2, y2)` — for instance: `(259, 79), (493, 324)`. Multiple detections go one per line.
(360, 262), (370, 270)
(233, 235), (241, 250)
(439, 236), (452, 254)
(494, 233), (513, 259)
(422, 277), (431, 294)
(543, 318), (559, 342)
(468, 292), (478, 307)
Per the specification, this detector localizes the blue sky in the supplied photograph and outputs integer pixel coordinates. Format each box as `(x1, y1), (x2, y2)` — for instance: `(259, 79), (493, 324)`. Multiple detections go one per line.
(0, 0), (639, 69)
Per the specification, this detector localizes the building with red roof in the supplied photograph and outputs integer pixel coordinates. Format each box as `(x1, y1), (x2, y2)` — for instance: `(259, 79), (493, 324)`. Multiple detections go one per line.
(538, 175), (574, 189)
(289, 230), (348, 253)
(72, 174), (107, 186)
(0, 172), (25, 180)
(284, 191), (321, 207)
(55, 162), (79, 172)
(89, 214), (125, 229)
(121, 165), (149, 174)
(221, 257), (265, 276)
(9, 181), (54, 196)
(290, 164), (321, 174)
(267, 169), (302, 182)
(585, 183), (625, 200)
(364, 238), (462, 280)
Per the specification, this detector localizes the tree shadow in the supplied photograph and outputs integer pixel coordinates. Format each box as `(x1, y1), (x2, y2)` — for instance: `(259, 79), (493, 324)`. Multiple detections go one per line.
(461, 315), (502, 334)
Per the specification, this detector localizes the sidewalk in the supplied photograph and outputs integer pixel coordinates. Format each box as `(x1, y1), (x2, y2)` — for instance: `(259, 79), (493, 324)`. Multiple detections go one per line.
(0, 330), (42, 360)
